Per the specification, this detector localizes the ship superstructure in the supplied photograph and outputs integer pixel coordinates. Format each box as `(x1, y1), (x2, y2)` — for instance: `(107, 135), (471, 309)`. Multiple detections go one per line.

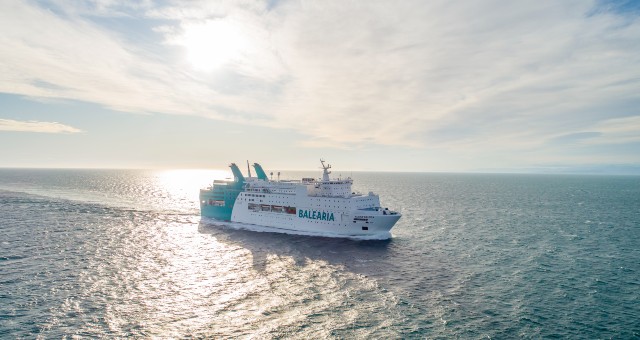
(200, 160), (401, 237)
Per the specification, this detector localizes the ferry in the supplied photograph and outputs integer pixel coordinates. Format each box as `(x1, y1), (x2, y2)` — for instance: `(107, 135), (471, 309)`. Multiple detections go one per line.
(200, 160), (401, 238)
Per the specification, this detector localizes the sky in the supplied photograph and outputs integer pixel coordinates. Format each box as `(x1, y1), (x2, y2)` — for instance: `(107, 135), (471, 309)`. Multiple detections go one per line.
(1, 0), (639, 173)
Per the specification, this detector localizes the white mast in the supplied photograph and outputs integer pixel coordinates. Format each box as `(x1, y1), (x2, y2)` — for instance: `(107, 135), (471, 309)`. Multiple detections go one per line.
(320, 159), (331, 182)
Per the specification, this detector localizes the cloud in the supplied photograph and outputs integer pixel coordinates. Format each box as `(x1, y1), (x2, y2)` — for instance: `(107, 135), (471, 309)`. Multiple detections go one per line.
(547, 132), (603, 146)
(0, 119), (82, 134)
(1, 0), (639, 160)
(0, 1), (276, 124)
(586, 115), (640, 144)
(151, 0), (640, 152)
(541, 115), (640, 148)
(272, 1), (640, 150)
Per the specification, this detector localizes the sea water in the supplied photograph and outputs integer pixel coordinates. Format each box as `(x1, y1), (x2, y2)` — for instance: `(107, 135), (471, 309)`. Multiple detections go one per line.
(1, 169), (638, 338)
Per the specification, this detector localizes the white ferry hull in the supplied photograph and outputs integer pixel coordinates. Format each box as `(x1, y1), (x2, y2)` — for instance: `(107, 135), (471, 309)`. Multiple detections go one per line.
(230, 205), (401, 237)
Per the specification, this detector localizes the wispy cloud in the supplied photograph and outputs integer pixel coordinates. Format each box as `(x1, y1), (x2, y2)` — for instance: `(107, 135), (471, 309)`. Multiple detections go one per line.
(0, 119), (82, 134)
(1, 0), (639, 161)
(585, 115), (640, 144)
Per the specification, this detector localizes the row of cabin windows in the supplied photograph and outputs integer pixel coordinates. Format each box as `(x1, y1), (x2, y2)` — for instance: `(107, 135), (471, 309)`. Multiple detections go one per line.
(248, 203), (296, 215)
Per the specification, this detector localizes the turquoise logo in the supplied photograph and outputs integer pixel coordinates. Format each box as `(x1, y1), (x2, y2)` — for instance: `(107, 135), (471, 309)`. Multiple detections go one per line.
(298, 209), (335, 221)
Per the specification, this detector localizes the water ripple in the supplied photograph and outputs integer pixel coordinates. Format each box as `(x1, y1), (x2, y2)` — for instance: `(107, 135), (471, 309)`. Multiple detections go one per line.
(1, 171), (639, 338)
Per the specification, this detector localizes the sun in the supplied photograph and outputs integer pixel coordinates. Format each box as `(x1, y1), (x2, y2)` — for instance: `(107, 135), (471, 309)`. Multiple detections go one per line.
(180, 20), (248, 72)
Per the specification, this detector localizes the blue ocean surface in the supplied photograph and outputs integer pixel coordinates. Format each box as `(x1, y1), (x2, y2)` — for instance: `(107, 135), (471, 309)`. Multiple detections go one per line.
(1, 169), (639, 338)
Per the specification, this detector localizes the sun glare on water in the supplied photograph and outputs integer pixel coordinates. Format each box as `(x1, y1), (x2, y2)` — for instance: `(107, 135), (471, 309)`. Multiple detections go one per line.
(151, 169), (230, 213)
(180, 20), (249, 72)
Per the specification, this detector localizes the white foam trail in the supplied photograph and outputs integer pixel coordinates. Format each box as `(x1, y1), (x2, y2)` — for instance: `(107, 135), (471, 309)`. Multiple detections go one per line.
(201, 218), (392, 240)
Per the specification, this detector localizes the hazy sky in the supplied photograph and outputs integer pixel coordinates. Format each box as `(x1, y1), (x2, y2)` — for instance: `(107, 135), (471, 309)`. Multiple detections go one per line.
(1, 0), (639, 172)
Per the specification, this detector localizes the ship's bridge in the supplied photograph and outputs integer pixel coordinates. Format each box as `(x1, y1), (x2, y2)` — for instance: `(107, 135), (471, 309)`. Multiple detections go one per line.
(306, 178), (353, 198)
(305, 160), (354, 198)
